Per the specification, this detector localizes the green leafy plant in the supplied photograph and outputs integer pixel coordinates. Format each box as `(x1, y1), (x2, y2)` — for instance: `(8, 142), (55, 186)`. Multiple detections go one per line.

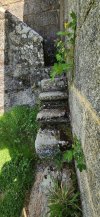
(48, 182), (82, 217)
(51, 11), (77, 79)
(63, 137), (86, 172)
(0, 105), (38, 217)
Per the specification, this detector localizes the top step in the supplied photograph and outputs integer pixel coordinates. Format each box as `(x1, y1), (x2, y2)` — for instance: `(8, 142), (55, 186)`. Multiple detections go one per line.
(41, 78), (67, 92)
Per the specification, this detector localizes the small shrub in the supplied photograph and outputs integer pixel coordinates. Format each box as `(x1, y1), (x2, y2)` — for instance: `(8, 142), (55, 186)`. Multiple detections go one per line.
(50, 11), (77, 80)
(48, 182), (82, 217)
(63, 137), (86, 172)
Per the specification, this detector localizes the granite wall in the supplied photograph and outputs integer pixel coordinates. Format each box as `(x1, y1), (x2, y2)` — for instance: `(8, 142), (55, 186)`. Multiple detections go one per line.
(0, 0), (24, 20)
(0, 8), (50, 113)
(63, 0), (100, 216)
(0, 7), (5, 113)
(0, 0), (60, 38)
(0, 0), (60, 66)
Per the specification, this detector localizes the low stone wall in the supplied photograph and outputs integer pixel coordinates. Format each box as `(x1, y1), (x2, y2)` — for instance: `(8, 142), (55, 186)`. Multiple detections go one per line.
(63, 0), (100, 216)
(0, 8), (50, 113)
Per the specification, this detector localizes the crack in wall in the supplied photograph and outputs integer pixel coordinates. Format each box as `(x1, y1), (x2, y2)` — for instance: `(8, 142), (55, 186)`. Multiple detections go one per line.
(83, 0), (95, 23)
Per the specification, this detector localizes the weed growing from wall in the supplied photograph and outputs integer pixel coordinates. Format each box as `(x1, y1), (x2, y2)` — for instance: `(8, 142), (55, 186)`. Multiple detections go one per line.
(63, 136), (86, 172)
(50, 11), (77, 79)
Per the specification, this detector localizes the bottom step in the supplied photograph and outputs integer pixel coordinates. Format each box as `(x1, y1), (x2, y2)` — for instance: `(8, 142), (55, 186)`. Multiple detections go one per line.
(27, 163), (72, 217)
(35, 128), (67, 158)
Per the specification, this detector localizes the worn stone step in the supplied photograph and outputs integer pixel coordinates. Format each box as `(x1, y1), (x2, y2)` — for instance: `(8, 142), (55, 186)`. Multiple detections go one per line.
(40, 100), (68, 109)
(35, 128), (67, 158)
(39, 91), (68, 101)
(27, 163), (72, 217)
(40, 77), (67, 92)
(37, 108), (69, 123)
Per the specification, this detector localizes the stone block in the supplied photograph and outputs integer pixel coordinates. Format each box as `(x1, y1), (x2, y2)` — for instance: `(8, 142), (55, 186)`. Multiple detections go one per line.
(69, 85), (100, 217)
(39, 91), (68, 101)
(0, 7), (6, 19)
(35, 128), (61, 158)
(37, 108), (68, 123)
(37, 24), (59, 38)
(41, 78), (67, 92)
(0, 51), (4, 65)
(77, 0), (99, 27)
(6, 1), (24, 20)
(28, 163), (72, 217)
(4, 88), (35, 110)
(75, 3), (100, 115)
(1, 0), (18, 4)
(32, 10), (59, 28)
(24, 0), (60, 15)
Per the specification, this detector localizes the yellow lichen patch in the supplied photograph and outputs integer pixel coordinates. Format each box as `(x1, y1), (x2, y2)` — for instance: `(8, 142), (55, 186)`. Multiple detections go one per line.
(70, 85), (100, 126)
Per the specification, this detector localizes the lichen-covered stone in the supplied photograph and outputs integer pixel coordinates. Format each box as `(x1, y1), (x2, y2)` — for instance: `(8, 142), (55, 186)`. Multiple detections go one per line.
(0, 9), (50, 112)
(39, 91), (68, 101)
(27, 163), (72, 217)
(35, 128), (68, 158)
(63, 1), (100, 216)
(37, 108), (68, 123)
(41, 77), (67, 92)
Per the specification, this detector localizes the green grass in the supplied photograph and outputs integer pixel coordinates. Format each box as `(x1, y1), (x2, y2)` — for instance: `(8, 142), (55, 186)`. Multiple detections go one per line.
(0, 105), (38, 217)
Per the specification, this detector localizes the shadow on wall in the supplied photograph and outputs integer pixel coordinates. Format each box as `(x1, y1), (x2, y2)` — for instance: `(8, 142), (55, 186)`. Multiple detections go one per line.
(23, 0), (60, 66)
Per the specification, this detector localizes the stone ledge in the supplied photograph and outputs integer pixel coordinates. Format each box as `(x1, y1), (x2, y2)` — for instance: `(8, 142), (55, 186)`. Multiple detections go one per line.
(39, 91), (68, 101)
(37, 108), (69, 123)
(41, 77), (67, 92)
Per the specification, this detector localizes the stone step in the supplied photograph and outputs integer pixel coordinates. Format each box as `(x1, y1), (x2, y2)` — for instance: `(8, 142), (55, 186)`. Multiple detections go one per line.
(37, 108), (69, 123)
(35, 128), (68, 158)
(40, 100), (68, 109)
(39, 91), (68, 101)
(27, 163), (72, 217)
(40, 77), (67, 92)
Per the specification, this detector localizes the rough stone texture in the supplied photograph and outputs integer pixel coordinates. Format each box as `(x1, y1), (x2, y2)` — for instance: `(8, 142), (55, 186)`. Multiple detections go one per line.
(37, 108), (68, 123)
(27, 163), (72, 217)
(0, 8), (5, 113)
(23, 0), (60, 38)
(0, 9), (50, 113)
(1, 0), (60, 66)
(23, 0), (60, 66)
(40, 100), (68, 110)
(35, 128), (62, 158)
(1, 0), (60, 38)
(41, 77), (67, 92)
(39, 91), (68, 101)
(0, 0), (24, 20)
(69, 86), (100, 217)
(63, 1), (100, 216)
(75, 1), (100, 115)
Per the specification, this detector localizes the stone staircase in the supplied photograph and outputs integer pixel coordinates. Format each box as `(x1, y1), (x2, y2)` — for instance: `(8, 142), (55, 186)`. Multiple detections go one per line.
(27, 77), (73, 217)
(35, 77), (71, 159)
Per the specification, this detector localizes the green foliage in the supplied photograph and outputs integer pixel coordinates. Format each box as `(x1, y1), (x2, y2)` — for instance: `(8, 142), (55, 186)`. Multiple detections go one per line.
(51, 11), (77, 80)
(54, 152), (64, 170)
(63, 137), (86, 172)
(48, 182), (82, 217)
(0, 105), (38, 158)
(0, 155), (34, 217)
(0, 106), (38, 217)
